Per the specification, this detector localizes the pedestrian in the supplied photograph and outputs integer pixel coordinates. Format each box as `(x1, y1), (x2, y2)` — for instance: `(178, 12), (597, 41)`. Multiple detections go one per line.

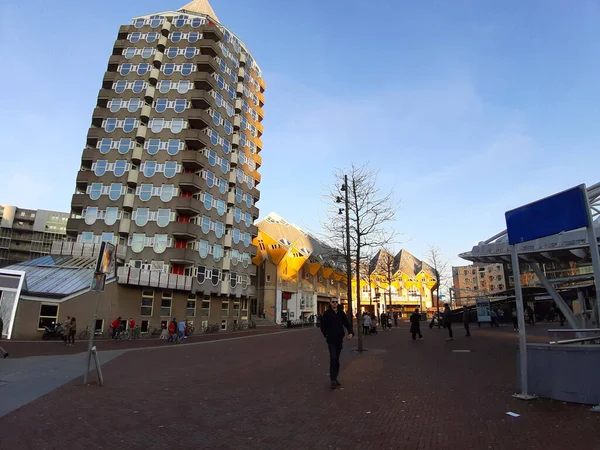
(167, 319), (177, 343)
(526, 305), (535, 326)
(512, 308), (518, 331)
(68, 317), (76, 346)
(178, 319), (186, 341)
(129, 317), (136, 339)
(370, 312), (378, 335)
(490, 309), (499, 327)
(110, 316), (121, 339)
(410, 308), (423, 340)
(387, 312), (393, 330)
(463, 307), (471, 337)
(362, 312), (371, 335)
(160, 323), (169, 340)
(393, 311), (398, 327)
(557, 307), (565, 327)
(497, 308), (505, 324)
(61, 316), (71, 344)
(444, 304), (453, 341)
(0, 316), (8, 358)
(380, 312), (387, 330)
(320, 298), (354, 389)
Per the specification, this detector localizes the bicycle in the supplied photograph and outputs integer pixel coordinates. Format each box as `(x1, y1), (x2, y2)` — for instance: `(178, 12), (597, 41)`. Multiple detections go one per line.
(204, 323), (219, 333)
(185, 324), (195, 336)
(79, 325), (90, 340)
(248, 320), (256, 329)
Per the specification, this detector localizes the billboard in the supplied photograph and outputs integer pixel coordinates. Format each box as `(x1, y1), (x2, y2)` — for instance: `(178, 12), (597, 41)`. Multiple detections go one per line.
(476, 298), (491, 323)
(95, 242), (116, 276)
(505, 184), (589, 245)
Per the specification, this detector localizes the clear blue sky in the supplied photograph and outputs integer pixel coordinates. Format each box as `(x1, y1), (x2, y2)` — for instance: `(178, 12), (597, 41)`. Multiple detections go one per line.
(1, 0), (599, 269)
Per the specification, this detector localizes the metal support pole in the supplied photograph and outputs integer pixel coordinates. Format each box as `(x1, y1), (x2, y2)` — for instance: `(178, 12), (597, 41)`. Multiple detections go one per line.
(530, 264), (580, 329)
(584, 192), (600, 327)
(510, 245), (535, 400)
(84, 290), (101, 385)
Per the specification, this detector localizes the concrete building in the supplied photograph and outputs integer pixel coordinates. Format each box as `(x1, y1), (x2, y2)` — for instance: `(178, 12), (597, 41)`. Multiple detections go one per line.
(0, 1), (265, 339)
(0, 205), (69, 267)
(253, 213), (348, 324)
(362, 249), (437, 315)
(452, 263), (507, 306)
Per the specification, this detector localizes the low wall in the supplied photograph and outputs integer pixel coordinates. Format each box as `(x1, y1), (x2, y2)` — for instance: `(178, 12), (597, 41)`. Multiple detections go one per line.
(521, 343), (600, 405)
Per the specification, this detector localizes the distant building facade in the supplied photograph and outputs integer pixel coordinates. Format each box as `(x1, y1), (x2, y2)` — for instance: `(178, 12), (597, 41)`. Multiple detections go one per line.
(0, 205), (69, 267)
(452, 263), (507, 306)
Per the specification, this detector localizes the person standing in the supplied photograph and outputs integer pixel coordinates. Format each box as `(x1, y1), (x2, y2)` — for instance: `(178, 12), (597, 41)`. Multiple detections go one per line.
(129, 318), (136, 339)
(393, 311), (398, 327)
(178, 319), (186, 341)
(110, 316), (121, 339)
(463, 307), (471, 337)
(0, 317), (8, 358)
(512, 307), (518, 331)
(320, 298), (354, 389)
(380, 312), (387, 331)
(67, 317), (76, 346)
(362, 313), (371, 336)
(61, 316), (71, 344)
(444, 304), (453, 341)
(526, 305), (535, 326)
(167, 318), (177, 343)
(410, 308), (423, 340)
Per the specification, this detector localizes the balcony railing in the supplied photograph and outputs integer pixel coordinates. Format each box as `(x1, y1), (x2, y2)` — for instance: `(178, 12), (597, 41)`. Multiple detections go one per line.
(51, 241), (127, 260)
(117, 266), (193, 291)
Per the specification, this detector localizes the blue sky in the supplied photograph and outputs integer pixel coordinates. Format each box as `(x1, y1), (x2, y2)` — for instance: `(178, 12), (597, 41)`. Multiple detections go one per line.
(1, 0), (599, 270)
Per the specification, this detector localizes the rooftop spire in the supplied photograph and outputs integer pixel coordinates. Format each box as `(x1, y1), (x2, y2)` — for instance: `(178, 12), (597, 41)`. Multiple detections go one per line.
(179, 0), (219, 22)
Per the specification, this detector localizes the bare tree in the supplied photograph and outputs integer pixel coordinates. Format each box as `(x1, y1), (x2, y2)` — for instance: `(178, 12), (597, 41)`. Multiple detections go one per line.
(426, 246), (450, 322)
(370, 248), (397, 314)
(323, 163), (399, 352)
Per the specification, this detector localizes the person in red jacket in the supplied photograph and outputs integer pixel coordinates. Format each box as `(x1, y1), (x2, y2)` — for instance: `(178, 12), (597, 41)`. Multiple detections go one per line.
(167, 319), (177, 343)
(110, 316), (121, 339)
(129, 318), (136, 339)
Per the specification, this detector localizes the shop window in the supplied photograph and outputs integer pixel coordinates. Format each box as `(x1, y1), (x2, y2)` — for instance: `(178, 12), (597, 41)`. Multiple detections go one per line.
(38, 304), (59, 330)
(141, 289), (154, 316)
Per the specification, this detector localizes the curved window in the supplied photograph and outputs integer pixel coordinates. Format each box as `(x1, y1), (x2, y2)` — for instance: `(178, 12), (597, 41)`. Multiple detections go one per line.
(247, 177), (253, 189)
(181, 63), (194, 76)
(214, 221), (224, 238)
(205, 171), (215, 187)
(178, 81), (192, 94)
(147, 32), (159, 43)
(197, 266), (206, 284)
(98, 138), (111, 154)
(128, 98), (142, 112)
(224, 121), (232, 135)
(173, 99), (187, 113)
(230, 272), (237, 288)
(232, 228), (240, 244)
(104, 118), (117, 132)
(150, 118), (164, 133)
(235, 189), (243, 203)
(138, 64), (151, 75)
(129, 32), (141, 43)
(229, 70), (236, 84)
(143, 161), (156, 177)
(160, 185), (175, 202)
(124, 48), (136, 59)
(171, 118), (185, 133)
(203, 193), (213, 211)
(171, 32), (182, 42)
(191, 17), (203, 27)
(227, 86), (235, 100)
(131, 234), (145, 253)
(154, 235), (168, 254)
(243, 233), (251, 247)
(94, 160), (108, 176)
(216, 200), (225, 216)
(149, 17), (163, 28)
(110, 99), (123, 113)
(132, 80), (145, 93)
(114, 161), (127, 177)
(244, 214), (252, 227)
(133, 19), (145, 28)
(139, 184), (153, 201)
(118, 138), (132, 154)
(89, 183), (102, 200)
(207, 150), (217, 167)
(218, 178), (227, 194)
(146, 139), (160, 155)
(158, 80), (171, 94)
(163, 63), (175, 75)
(198, 240), (209, 258)
(123, 118), (136, 133)
(109, 183), (123, 201)
(220, 159), (228, 174)
(80, 232), (94, 243)
(140, 48), (154, 59)
(237, 171), (244, 184)
(164, 161), (178, 178)
(114, 80), (127, 94)
(155, 99), (168, 113)
(135, 208), (150, 226)
(245, 195), (253, 208)
(165, 47), (178, 58)
(167, 139), (180, 155)
(231, 249), (239, 265)
(241, 276), (249, 289)
(213, 244), (223, 262)
(223, 138), (231, 154)
(233, 208), (242, 223)
(84, 207), (98, 225)
(210, 130), (219, 146)
(242, 253), (250, 268)
(211, 269), (220, 286)
(188, 32), (200, 43)
(184, 48), (196, 59)
(212, 111), (222, 126)
(105, 207), (119, 226)
(201, 216), (210, 234)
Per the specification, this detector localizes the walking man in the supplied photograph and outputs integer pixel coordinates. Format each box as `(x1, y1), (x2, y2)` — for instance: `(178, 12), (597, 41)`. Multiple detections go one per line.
(444, 303), (454, 341)
(463, 306), (471, 337)
(410, 308), (423, 340)
(320, 298), (354, 389)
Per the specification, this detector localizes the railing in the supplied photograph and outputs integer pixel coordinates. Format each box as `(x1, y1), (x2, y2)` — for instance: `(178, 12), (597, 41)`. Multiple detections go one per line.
(51, 241), (127, 260)
(548, 328), (600, 345)
(117, 266), (193, 291)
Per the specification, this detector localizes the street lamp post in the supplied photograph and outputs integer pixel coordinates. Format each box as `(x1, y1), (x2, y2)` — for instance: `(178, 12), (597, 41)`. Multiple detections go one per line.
(337, 175), (353, 324)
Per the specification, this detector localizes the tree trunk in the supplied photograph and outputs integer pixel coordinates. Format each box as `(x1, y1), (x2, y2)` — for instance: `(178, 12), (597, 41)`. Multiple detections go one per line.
(355, 238), (363, 352)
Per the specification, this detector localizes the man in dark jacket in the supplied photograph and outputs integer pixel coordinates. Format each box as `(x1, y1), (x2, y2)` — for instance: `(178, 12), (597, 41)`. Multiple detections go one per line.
(410, 308), (423, 340)
(444, 303), (453, 341)
(321, 298), (354, 389)
(463, 306), (471, 337)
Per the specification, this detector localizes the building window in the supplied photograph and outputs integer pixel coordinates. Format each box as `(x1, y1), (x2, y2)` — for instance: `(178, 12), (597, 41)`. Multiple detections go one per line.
(201, 297), (210, 316)
(140, 320), (149, 333)
(94, 319), (104, 335)
(141, 290), (154, 316)
(221, 300), (229, 318)
(38, 304), (59, 330)
(220, 319), (227, 331)
(186, 294), (196, 317)
(161, 292), (173, 317)
(233, 300), (240, 315)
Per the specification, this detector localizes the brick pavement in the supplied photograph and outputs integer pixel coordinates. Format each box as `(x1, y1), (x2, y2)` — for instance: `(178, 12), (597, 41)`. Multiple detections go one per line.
(1, 323), (598, 450)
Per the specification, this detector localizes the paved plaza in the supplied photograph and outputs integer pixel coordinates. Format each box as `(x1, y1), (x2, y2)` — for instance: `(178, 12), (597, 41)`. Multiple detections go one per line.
(0, 322), (599, 450)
